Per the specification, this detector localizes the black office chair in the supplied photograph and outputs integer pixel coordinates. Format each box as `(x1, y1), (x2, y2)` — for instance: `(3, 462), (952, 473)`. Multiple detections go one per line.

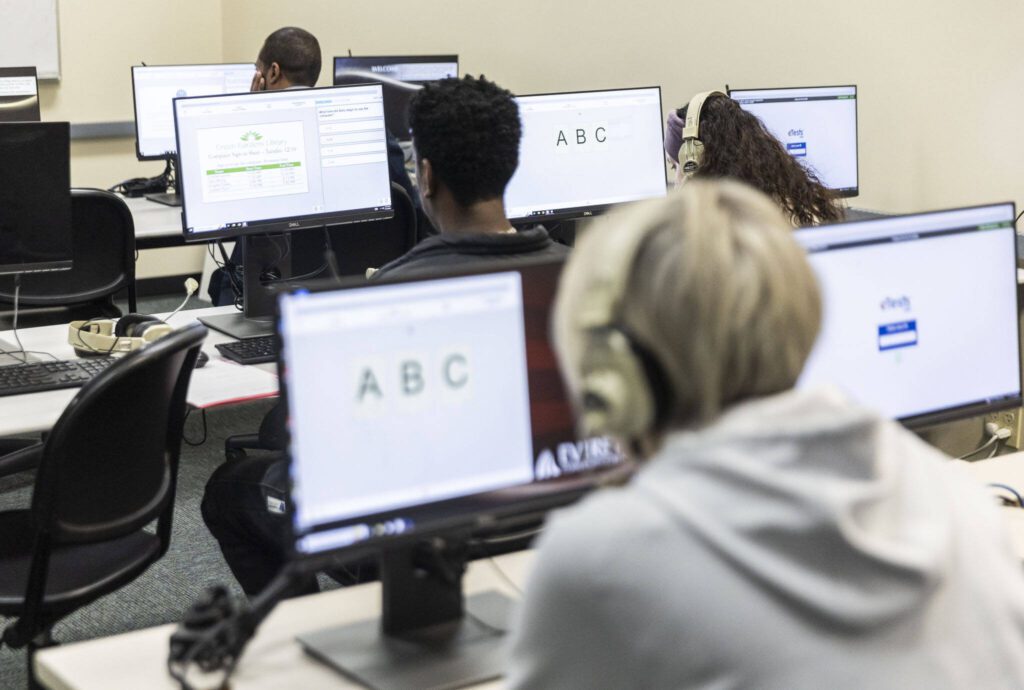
(0, 323), (206, 686)
(0, 188), (137, 328)
(291, 182), (418, 279)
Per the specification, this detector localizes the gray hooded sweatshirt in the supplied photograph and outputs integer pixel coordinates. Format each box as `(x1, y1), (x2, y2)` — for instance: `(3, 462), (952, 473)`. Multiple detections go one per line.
(507, 387), (1024, 689)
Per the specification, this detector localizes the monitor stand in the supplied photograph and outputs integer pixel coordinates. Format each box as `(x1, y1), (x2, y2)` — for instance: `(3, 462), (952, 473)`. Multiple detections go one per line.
(144, 191), (181, 207)
(198, 233), (292, 340)
(144, 156), (183, 207)
(298, 544), (515, 690)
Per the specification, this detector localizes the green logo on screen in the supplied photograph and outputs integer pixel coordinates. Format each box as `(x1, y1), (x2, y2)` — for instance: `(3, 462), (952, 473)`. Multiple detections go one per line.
(240, 131), (263, 142)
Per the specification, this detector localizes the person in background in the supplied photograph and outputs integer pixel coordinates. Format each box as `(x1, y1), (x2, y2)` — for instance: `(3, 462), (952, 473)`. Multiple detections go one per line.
(664, 92), (843, 226)
(507, 179), (1024, 689)
(372, 75), (567, 279)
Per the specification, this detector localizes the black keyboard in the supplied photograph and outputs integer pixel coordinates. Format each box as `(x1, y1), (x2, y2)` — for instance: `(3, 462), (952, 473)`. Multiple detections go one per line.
(0, 357), (116, 397)
(215, 336), (278, 365)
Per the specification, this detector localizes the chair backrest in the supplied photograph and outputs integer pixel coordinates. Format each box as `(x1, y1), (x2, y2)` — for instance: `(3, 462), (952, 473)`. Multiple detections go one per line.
(0, 188), (137, 318)
(291, 182), (418, 278)
(29, 322), (206, 545)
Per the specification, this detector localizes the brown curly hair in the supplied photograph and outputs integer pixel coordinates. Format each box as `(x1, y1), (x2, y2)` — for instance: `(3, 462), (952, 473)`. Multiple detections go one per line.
(678, 94), (843, 226)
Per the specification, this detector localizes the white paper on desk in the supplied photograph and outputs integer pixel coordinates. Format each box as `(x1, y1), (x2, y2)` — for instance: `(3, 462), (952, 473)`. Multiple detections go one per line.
(187, 358), (279, 409)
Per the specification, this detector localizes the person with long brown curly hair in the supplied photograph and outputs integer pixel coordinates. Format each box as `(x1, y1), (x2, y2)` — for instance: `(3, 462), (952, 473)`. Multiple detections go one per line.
(664, 91), (843, 226)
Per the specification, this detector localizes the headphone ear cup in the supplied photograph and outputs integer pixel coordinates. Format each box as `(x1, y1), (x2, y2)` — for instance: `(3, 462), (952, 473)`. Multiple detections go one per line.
(579, 329), (657, 439)
(115, 313), (163, 338)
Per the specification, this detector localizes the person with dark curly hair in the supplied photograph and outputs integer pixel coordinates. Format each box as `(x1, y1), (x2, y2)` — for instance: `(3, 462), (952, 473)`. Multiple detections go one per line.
(372, 75), (568, 279)
(664, 92), (843, 226)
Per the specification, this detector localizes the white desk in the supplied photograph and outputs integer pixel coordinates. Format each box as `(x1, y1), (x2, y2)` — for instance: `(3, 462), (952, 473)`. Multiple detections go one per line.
(120, 195), (185, 250)
(0, 306), (278, 436)
(35, 551), (533, 690)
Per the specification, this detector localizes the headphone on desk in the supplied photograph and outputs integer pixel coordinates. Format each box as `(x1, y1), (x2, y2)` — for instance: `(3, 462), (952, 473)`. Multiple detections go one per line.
(560, 198), (676, 441)
(677, 90), (725, 180)
(68, 314), (173, 357)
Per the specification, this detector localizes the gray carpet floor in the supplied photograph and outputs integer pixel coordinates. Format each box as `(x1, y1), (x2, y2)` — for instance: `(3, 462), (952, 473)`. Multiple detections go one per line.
(0, 299), (278, 688)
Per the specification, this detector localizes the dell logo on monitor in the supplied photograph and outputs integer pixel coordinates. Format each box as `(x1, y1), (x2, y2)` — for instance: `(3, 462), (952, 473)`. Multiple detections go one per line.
(288, 221), (300, 228)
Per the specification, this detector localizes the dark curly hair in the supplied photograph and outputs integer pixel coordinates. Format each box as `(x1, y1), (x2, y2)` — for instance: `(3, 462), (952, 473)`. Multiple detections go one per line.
(679, 94), (842, 226)
(258, 27), (321, 87)
(408, 75), (521, 207)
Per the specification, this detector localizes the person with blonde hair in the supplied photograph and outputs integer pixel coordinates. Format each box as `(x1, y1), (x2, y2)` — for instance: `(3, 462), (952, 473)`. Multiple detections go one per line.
(506, 179), (1024, 689)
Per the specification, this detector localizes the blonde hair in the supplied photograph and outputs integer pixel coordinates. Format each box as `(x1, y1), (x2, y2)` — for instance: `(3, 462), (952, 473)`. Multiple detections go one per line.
(555, 179), (822, 431)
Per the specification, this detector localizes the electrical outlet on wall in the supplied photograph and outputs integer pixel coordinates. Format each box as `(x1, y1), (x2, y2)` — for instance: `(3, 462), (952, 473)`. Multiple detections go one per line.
(987, 408), (1024, 449)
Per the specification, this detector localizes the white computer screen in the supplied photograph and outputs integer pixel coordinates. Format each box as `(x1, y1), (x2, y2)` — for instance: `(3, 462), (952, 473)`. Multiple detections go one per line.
(281, 272), (536, 554)
(132, 63), (255, 159)
(795, 204), (1020, 424)
(730, 85), (858, 195)
(333, 55), (458, 84)
(504, 87), (667, 222)
(0, 67), (39, 122)
(174, 84), (393, 241)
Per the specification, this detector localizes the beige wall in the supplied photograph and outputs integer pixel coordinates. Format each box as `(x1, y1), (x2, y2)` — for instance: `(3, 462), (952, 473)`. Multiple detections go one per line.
(42, 0), (224, 277)
(221, 0), (1024, 215)
(37, 0), (1024, 276)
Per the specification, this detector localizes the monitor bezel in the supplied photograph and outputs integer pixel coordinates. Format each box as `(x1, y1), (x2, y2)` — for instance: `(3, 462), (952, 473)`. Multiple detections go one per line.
(173, 82), (395, 243)
(276, 257), (631, 569)
(727, 83), (859, 199)
(797, 201), (1022, 429)
(506, 85), (667, 224)
(131, 62), (256, 162)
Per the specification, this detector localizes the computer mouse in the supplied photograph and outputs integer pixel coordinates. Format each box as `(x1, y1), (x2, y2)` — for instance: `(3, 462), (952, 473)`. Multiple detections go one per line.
(195, 351), (210, 369)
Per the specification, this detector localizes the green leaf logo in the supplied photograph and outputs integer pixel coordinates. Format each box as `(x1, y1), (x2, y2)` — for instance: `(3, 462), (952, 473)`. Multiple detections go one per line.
(240, 131), (263, 142)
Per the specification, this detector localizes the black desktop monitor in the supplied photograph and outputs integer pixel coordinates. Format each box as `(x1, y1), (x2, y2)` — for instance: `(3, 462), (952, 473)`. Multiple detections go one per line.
(332, 55), (458, 141)
(0, 67), (40, 122)
(728, 85), (859, 197)
(278, 259), (627, 688)
(794, 202), (1021, 428)
(131, 63), (255, 207)
(173, 83), (395, 339)
(504, 87), (668, 223)
(0, 122), (72, 275)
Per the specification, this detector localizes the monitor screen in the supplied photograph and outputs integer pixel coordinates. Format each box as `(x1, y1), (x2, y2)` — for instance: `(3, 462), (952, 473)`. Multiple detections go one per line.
(279, 260), (624, 559)
(0, 67), (40, 123)
(333, 55), (458, 141)
(504, 87), (667, 223)
(729, 85), (858, 197)
(795, 203), (1021, 427)
(131, 63), (255, 160)
(0, 122), (72, 275)
(174, 83), (394, 242)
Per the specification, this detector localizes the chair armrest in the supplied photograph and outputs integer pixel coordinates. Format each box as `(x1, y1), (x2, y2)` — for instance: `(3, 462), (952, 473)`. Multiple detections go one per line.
(0, 442), (43, 478)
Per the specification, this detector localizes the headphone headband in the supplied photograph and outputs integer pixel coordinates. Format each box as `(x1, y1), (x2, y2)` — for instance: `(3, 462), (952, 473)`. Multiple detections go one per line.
(678, 90), (726, 177)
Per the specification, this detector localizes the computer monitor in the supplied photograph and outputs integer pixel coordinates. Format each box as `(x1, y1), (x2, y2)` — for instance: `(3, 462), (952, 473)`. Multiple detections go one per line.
(795, 203), (1021, 428)
(504, 87), (667, 223)
(0, 122), (72, 276)
(131, 63), (254, 160)
(131, 63), (255, 207)
(728, 85), (859, 197)
(333, 55), (458, 141)
(174, 83), (395, 339)
(279, 259), (626, 688)
(0, 67), (40, 122)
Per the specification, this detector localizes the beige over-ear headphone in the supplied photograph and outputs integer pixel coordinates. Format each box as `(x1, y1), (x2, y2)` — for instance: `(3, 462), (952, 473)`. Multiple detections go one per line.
(678, 90), (725, 180)
(562, 200), (675, 440)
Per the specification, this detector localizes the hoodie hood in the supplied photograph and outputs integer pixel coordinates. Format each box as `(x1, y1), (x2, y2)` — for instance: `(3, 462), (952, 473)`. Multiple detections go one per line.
(635, 386), (956, 631)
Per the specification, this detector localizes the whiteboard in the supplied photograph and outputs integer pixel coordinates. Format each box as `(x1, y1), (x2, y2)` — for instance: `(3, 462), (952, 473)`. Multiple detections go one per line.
(0, 0), (61, 80)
